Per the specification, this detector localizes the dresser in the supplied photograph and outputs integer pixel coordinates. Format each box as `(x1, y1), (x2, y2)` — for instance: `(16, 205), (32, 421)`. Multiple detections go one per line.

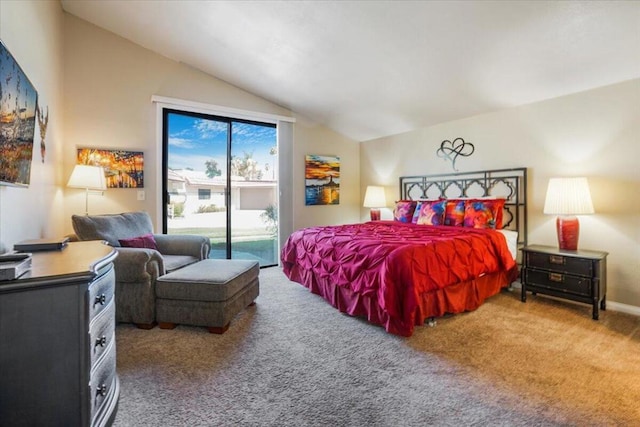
(0, 241), (119, 426)
(520, 244), (608, 320)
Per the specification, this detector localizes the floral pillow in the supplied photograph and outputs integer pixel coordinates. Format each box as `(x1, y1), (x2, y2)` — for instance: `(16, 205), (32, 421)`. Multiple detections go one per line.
(412, 200), (446, 225)
(410, 199), (439, 223)
(393, 200), (418, 223)
(463, 199), (506, 229)
(443, 199), (466, 226)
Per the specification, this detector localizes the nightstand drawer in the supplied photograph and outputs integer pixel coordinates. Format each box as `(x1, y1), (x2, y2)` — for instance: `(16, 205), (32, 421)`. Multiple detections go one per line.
(524, 268), (593, 297)
(526, 252), (593, 277)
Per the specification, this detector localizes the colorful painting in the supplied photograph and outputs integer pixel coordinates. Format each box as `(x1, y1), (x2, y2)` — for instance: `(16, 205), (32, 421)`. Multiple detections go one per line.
(0, 40), (38, 187)
(77, 148), (144, 188)
(305, 154), (340, 205)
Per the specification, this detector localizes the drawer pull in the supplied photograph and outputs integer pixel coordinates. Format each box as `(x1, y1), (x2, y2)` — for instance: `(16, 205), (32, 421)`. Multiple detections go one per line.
(94, 294), (107, 306)
(549, 272), (564, 283)
(549, 255), (565, 265)
(95, 336), (107, 348)
(96, 384), (108, 397)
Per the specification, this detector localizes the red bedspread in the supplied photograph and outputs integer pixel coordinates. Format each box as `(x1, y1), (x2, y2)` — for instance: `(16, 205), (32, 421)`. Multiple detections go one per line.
(281, 221), (516, 336)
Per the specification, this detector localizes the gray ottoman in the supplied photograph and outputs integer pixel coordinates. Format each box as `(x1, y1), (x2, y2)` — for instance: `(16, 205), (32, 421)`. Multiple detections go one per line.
(156, 259), (259, 334)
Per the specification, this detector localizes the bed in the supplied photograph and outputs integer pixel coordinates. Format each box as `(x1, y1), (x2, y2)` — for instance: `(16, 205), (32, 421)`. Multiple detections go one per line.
(281, 168), (528, 336)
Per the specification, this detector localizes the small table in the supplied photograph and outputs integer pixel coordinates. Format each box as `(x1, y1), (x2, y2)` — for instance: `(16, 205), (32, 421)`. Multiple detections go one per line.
(520, 244), (608, 320)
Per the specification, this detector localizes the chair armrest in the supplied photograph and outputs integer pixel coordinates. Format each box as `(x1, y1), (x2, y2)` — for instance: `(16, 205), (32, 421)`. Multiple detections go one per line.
(153, 234), (210, 260)
(113, 247), (165, 282)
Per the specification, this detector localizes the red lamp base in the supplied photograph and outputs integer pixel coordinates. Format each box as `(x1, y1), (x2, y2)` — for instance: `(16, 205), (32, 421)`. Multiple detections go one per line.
(556, 216), (580, 251)
(370, 208), (381, 221)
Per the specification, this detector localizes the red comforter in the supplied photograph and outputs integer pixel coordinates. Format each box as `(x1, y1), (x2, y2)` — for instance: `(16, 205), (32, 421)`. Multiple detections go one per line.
(281, 221), (516, 336)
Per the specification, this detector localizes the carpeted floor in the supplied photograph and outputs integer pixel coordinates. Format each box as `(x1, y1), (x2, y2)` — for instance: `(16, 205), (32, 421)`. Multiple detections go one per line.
(113, 267), (640, 426)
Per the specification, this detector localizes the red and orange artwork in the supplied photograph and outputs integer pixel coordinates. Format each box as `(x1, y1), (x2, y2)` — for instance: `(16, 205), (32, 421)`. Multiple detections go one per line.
(305, 154), (340, 205)
(77, 148), (144, 188)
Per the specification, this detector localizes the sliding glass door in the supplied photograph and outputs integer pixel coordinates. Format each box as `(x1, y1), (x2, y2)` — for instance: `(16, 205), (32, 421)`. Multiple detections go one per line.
(162, 109), (278, 267)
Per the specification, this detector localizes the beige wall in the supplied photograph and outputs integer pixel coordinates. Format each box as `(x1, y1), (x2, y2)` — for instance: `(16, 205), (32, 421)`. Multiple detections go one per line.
(62, 14), (360, 235)
(293, 120), (361, 228)
(360, 79), (640, 310)
(0, 1), (66, 251)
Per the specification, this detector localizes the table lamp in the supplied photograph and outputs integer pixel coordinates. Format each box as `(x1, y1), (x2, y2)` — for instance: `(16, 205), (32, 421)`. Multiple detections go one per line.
(67, 165), (107, 215)
(363, 185), (386, 221)
(543, 177), (594, 251)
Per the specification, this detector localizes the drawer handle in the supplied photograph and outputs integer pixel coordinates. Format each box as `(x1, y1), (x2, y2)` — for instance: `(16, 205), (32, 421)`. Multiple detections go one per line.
(549, 272), (564, 283)
(94, 294), (107, 306)
(96, 384), (108, 397)
(95, 336), (107, 348)
(549, 255), (565, 265)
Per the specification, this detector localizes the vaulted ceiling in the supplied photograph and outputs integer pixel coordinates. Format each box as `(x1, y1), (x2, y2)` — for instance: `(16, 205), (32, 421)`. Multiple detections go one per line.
(61, 1), (640, 142)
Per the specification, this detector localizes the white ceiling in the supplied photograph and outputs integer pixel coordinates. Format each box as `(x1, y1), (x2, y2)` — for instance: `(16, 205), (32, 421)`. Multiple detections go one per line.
(60, 1), (640, 142)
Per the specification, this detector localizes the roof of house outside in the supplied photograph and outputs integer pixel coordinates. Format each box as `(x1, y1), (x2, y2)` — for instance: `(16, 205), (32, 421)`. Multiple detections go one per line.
(169, 169), (276, 188)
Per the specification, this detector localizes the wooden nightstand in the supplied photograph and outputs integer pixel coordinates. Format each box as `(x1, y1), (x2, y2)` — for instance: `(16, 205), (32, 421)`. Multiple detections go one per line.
(520, 244), (608, 320)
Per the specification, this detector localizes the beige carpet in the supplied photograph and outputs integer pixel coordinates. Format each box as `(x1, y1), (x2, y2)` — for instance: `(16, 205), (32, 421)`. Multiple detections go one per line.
(408, 287), (640, 425)
(113, 267), (640, 426)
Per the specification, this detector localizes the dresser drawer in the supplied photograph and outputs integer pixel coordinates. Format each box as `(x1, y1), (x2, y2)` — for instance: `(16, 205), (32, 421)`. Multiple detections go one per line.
(524, 268), (593, 297)
(89, 299), (115, 369)
(90, 339), (117, 421)
(526, 251), (593, 277)
(88, 266), (115, 321)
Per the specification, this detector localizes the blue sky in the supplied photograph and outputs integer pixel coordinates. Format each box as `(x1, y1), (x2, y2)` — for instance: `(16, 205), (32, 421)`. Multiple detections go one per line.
(167, 113), (277, 177)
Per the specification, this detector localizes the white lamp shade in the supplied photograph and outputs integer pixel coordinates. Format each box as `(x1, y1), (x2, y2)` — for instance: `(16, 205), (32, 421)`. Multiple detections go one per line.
(543, 177), (594, 215)
(363, 185), (387, 208)
(67, 165), (107, 191)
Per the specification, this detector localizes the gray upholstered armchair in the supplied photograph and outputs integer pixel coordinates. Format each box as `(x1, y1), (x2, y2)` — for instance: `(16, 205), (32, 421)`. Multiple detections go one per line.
(71, 212), (211, 328)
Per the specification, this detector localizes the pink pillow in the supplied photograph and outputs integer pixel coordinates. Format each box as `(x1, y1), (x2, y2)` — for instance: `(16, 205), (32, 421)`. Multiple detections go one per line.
(413, 200), (446, 225)
(463, 199), (506, 229)
(118, 233), (158, 249)
(393, 200), (418, 223)
(444, 200), (466, 226)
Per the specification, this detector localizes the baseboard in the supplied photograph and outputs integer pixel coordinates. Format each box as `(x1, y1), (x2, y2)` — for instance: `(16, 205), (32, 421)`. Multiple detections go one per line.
(511, 280), (640, 317)
(606, 301), (640, 317)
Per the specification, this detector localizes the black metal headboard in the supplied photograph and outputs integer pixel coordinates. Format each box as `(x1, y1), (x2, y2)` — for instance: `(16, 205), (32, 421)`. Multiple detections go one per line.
(399, 168), (528, 248)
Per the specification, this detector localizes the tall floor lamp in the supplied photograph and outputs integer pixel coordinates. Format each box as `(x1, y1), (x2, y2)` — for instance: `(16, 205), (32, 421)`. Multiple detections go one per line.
(363, 185), (386, 221)
(67, 165), (107, 215)
(543, 177), (594, 251)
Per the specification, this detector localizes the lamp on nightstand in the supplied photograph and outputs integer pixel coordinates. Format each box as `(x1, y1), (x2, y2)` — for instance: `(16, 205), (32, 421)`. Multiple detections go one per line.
(543, 177), (594, 251)
(67, 165), (107, 215)
(363, 185), (386, 221)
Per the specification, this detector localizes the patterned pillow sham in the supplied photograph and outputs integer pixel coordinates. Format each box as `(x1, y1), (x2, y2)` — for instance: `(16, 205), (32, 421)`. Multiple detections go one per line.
(463, 199), (506, 229)
(413, 200), (446, 225)
(443, 199), (466, 226)
(393, 200), (418, 223)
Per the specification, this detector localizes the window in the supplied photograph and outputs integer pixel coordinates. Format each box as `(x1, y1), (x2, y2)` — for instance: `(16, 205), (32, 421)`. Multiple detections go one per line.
(154, 95), (294, 268)
(198, 188), (211, 200)
(163, 109), (278, 267)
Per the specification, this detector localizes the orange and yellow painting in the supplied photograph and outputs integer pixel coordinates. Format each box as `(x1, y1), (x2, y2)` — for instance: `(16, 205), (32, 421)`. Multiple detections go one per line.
(305, 154), (340, 205)
(77, 148), (144, 188)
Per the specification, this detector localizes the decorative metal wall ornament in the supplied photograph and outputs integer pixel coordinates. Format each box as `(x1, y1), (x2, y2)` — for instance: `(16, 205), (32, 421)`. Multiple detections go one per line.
(36, 104), (49, 163)
(436, 137), (475, 171)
